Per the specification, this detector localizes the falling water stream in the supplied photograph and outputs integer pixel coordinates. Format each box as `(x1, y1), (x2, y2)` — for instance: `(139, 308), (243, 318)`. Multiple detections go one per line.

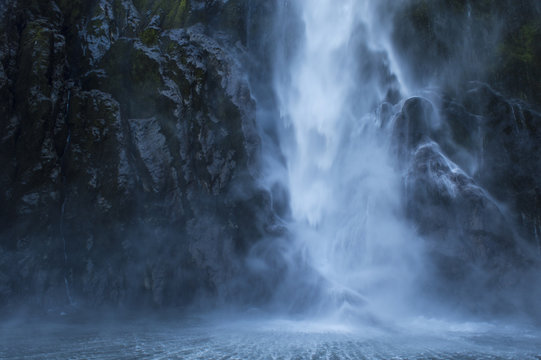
(271, 0), (422, 320)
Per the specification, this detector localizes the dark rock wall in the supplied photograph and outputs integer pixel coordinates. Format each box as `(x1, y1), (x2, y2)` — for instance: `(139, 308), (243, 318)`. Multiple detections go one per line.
(391, 0), (541, 106)
(386, 0), (541, 311)
(390, 86), (541, 313)
(0, 0), (278, 310)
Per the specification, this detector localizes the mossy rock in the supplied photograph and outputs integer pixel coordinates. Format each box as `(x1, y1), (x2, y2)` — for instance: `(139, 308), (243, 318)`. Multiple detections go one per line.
(133, 0), (190, 29)
(140, 27), (160, 46)
(495, 21), (541, 104)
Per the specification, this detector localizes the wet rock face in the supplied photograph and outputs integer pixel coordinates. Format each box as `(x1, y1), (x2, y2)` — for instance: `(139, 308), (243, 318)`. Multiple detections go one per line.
(388, 0), (541, 304)
(393, 83), (541, 307)
(405, 142), (521, 291)
(391, 0), (541, 106)
(462, 84), (541, 257)
(0, 0), (275, 309)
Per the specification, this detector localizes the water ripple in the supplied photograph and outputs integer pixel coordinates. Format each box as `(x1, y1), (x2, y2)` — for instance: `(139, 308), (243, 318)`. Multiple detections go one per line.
(1, 318), (540, 360)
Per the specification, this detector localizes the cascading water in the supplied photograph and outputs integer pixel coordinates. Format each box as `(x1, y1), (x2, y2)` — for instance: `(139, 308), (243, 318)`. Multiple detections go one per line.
(269, 0), (424, 320)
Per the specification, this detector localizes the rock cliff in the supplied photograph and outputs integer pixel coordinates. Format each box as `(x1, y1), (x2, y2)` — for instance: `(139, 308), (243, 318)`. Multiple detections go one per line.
(0, 0), (277, 310)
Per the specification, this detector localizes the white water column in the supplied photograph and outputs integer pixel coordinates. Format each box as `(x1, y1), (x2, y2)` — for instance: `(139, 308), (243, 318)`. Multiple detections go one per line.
(275, 0), (422, 318)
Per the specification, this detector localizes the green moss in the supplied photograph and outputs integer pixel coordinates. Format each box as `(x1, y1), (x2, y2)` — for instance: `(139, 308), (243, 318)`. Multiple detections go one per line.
(140, 28), (159, 46)
(503, 23), (539, 65)
(494, 21), (541, 104)
(133, 0), (191, 29)
(165, 40), (177, 54)
(163, 0), (189, 28)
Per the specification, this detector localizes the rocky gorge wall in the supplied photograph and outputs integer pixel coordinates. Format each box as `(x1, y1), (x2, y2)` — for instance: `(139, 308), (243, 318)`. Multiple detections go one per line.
(0, 0), (280, 311)
(388, 0), (541, 314)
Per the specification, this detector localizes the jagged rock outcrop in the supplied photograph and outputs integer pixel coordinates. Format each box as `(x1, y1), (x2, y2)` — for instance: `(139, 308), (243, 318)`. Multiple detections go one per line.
(386, 1), (541, 299)
(392, 88), (541, 309)
(0, 0), (277, 310)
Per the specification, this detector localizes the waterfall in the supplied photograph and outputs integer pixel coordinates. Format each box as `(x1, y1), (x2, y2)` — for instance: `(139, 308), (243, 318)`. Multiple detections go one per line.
(270, 0), (424, 319)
